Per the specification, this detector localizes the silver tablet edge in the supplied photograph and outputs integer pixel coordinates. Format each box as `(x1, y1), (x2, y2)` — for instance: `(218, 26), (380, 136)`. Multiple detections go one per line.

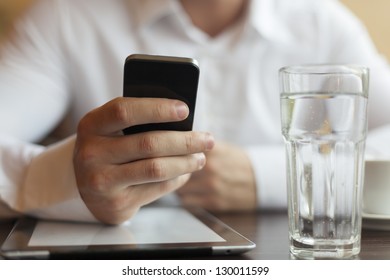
(212, 243), (256, 256)
(2, 250), (50, 260)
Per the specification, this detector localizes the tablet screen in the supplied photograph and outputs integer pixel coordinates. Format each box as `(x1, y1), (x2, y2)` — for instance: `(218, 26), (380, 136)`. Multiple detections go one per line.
(29, 207), (225, 247)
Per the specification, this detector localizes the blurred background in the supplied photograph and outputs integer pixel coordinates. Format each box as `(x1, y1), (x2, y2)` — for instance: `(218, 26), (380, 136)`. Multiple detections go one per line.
(0, 0), (389, 60)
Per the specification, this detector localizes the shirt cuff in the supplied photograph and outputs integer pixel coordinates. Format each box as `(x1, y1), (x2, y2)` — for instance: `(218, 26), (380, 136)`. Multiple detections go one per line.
(20, 135), (97, 222)
(245, 145), (287, 209)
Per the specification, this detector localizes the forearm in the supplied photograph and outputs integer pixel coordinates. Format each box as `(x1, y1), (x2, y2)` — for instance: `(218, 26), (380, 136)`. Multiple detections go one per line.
(0, 134), (97, 222)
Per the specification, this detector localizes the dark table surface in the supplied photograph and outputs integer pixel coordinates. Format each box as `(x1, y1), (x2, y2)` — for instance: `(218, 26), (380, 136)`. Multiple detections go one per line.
(1, 211), (390, 260)
(215, 210), (390, 260)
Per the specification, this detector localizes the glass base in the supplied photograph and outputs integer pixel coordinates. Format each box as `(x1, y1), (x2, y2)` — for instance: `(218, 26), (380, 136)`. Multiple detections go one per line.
(290, 237), (360, 259)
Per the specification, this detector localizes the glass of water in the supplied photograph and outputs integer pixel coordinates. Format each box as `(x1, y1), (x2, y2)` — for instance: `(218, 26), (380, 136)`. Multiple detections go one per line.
(279, 65), (369, 259)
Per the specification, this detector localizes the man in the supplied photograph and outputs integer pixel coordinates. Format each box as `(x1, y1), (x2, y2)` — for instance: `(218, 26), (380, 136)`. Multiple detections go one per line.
(1, 0), (390, 224)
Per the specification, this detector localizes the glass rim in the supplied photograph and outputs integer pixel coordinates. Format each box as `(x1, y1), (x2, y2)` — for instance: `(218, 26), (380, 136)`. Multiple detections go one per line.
(279, 64), (369, 75)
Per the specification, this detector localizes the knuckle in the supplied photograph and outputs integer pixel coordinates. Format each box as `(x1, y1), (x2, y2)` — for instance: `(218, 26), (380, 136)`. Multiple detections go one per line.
(74, 143), (97, 164)
(87, 169), (111, 193)
(145, 159), (166, 180)
(138, 134), (158, 155)
(77, 113), (92, 135)
(184, 134), (195, 151)
(111, 100), (132, 126)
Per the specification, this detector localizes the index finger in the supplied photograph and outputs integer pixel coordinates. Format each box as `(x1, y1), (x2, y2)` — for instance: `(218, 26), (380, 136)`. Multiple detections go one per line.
(81, 97), (189, 135)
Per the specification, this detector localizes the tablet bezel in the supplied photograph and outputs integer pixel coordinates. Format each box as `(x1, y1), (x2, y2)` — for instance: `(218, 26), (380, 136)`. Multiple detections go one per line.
(0, 207), (255, 259)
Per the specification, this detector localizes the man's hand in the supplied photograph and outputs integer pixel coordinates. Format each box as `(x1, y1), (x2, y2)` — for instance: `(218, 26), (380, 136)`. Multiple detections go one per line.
(177, 141), (257, 211)
(73, 97), (214, 224)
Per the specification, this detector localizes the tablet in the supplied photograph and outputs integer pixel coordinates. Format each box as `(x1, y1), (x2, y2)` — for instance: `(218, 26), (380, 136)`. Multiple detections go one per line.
(0, 207), (255, 259)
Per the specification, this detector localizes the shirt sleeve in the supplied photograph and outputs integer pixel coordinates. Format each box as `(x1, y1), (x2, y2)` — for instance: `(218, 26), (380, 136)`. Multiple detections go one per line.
(0, 0), (70, 143)
(245, 145), (287, 209)
(0, 0), (97, 222)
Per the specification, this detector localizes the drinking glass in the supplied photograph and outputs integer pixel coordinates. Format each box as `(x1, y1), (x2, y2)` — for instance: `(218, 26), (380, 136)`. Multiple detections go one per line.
(279, 64), (369, 259)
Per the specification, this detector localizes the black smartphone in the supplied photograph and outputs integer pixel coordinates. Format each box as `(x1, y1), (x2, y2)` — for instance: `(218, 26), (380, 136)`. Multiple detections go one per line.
(122, 54), (199, 135)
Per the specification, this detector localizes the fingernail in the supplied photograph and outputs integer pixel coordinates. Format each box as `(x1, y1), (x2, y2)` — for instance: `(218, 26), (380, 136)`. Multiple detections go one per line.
(205, 133), (215, 151)
(197, 153), (206, 169)
(175, 102), (189, 119)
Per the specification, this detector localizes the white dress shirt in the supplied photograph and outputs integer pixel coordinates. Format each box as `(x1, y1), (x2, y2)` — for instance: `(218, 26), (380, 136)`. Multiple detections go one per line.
(1, 0), (390, 222)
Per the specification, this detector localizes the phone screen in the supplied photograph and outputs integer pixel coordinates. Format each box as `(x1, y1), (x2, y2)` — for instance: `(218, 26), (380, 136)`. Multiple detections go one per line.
(123, 55), (199, 135)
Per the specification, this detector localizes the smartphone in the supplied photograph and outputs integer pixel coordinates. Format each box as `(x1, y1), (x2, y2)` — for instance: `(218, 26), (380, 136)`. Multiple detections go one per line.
(122, 54), (199, 135)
